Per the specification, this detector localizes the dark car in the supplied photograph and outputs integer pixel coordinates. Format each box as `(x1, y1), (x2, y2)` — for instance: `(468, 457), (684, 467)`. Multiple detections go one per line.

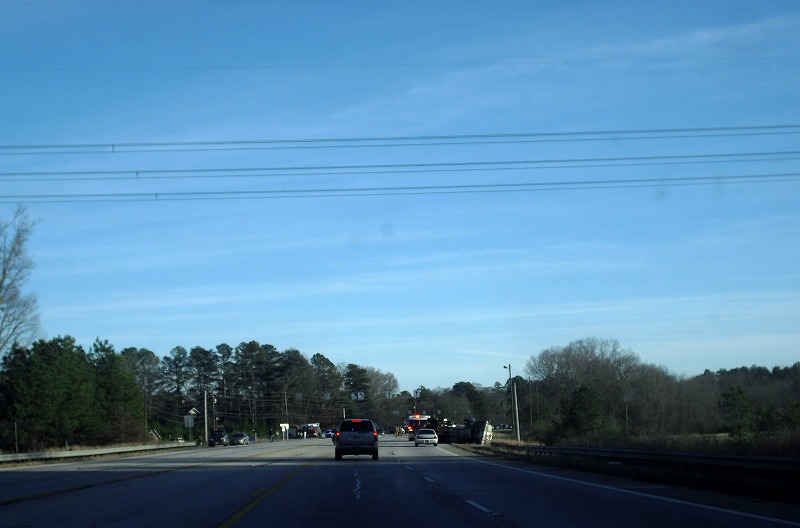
(334, 419), (378, 460)
(229, 432), (249, 445)
(208, 430), (229, 446)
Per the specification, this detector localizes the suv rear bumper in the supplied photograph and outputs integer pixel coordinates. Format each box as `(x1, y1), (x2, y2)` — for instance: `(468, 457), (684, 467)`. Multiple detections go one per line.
(335, 445), (377, 455)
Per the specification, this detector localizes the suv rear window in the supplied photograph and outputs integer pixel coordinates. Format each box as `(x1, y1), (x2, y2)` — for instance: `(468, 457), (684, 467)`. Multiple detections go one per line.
(339, 420), (374, 433)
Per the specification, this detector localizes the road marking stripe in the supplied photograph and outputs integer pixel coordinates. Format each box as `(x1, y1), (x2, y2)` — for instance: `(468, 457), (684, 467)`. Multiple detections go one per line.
(0, 445), (307, 507)
(0, 462), (201, 506)
(465, 500), (493, 514)
(353, 469), (362, 500)
(455, 452), (800, 527)
(217, 462), (314, 528)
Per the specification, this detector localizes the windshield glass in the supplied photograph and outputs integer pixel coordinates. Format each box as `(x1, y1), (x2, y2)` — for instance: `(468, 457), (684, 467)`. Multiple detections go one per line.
(1, 1), (797, 475)
(340, 421), (374, 433)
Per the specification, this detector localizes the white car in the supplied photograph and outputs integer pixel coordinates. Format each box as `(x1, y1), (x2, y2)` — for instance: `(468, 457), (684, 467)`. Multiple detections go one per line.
(414, 428), (438, 446)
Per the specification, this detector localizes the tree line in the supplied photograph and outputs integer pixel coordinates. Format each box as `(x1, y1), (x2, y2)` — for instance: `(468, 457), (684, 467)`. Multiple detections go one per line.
(350, 338), (799, 454)
(408, 338), (798, 454)
(0, 210), (797, 454)
(1, 335), (798, 453)
(0, 336), (409, 451)
(518, 337), (800, 452)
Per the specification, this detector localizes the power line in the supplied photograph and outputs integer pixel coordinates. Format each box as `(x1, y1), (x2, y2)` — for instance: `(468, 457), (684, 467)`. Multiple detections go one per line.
(3, 125), (796, 202)
(1, 124), (799, 155)
(4, 53), (798, 75)
(3, 171), (797, 204)
(2, 150), (798, 181)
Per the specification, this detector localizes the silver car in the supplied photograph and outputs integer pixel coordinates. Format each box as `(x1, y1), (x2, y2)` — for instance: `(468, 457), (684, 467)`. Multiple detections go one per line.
(334, 419), (379, 460)
(229, 432), (249, 445)
(414, 428), (438, 447)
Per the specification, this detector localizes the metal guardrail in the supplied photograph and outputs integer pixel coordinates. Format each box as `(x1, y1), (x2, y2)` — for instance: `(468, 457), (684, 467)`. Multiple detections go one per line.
(0, 442), (195, 464)
(486, 442), (800, 502)
(513, 445), (800, 472)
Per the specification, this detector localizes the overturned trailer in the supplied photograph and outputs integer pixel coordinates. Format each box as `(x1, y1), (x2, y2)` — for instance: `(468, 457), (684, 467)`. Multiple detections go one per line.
(435, 418), (493, 445)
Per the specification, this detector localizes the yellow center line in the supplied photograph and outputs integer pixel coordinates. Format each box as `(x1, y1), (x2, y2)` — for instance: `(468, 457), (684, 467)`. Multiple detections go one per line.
(217, 461), (315, 528)
(0, 445), (307, 506)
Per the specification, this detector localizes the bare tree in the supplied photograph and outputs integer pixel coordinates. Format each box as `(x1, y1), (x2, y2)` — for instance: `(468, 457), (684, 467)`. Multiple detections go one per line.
(0, 206), (40, 356)
(525, 338), (642, 432)
(365, 366), (399, 400)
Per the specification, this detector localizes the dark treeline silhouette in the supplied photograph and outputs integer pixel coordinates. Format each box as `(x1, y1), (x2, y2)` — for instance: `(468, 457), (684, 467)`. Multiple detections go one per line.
(1, 335), (797, 454)
(519, 338), (800, 453)
(0, 336), (402, 451)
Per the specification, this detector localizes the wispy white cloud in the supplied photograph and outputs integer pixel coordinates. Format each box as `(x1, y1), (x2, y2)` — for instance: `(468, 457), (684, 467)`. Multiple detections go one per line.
(585, 13), (800, 60)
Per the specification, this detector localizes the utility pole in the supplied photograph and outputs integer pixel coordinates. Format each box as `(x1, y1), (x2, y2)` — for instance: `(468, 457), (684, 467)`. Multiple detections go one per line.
(512, 377), (521, 443)
(203, 390), (208, 446)
(504, 364), (521, 442)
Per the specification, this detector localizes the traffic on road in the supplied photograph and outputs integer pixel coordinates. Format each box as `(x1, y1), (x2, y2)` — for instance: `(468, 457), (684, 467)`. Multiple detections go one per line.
(1, 434), (798, 528)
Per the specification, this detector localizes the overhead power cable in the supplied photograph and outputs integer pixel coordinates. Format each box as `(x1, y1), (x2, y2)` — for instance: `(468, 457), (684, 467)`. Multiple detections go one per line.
(4, 53), (798, 74)
(2, 171), (798, 204)
(2, 150), (798, 181)
(1, 124), (798, 155)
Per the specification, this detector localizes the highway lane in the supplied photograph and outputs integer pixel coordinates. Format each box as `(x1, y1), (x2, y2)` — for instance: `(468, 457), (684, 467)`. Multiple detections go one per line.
(1, 436), (798, 527)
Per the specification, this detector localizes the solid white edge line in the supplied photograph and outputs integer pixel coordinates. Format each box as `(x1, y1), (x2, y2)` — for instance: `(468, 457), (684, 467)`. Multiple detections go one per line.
(446, 446), (800, 527)
(465, 499), (493, 514)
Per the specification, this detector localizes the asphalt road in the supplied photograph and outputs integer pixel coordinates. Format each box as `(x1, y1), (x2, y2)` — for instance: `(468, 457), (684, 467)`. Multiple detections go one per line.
(1, 436), (798, 528)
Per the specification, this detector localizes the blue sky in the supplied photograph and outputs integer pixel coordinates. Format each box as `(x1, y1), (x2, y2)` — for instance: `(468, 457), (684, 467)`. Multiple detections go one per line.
(2, 1), (799, 392)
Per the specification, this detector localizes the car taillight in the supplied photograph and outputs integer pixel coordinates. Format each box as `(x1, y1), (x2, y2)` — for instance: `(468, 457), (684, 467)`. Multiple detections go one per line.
(373, 431), (378, 438)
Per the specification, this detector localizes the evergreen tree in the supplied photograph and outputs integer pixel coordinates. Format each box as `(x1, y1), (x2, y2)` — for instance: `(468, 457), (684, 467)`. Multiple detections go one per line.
(719, 384), (755, 442)
(3, 337), (98, 450)
(90, 339), (143, 443)
(559, 385), (604, 438)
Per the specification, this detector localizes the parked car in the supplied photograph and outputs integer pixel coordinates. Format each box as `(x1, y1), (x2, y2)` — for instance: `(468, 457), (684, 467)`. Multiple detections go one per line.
(334, 419), (378, 460)
(208, 430), (229, 446)
(229, 432), (249, 445)
(414, 428), (438, 447)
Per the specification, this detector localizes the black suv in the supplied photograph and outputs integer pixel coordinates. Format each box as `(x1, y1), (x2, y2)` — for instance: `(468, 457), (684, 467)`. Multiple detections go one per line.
(334, 419), (379, 460)
(208, 430), (229, 446)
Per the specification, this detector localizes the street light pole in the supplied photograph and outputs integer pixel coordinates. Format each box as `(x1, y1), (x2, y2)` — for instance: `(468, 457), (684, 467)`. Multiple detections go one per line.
(203, 390), (208, 446)
(504, 364), (521, 443)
